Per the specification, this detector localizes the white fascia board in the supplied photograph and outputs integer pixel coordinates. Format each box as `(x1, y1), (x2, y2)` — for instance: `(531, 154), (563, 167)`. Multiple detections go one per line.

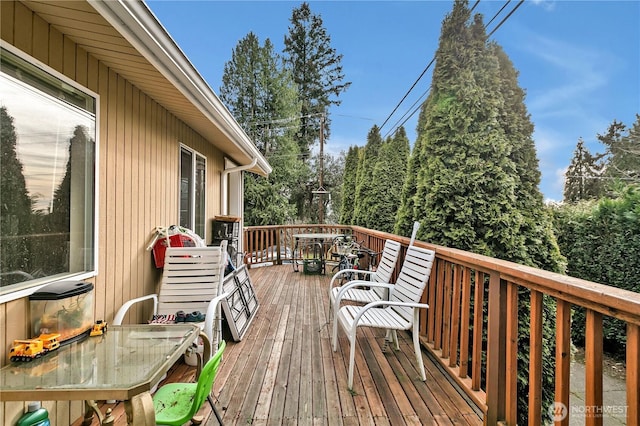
(87, 0), (271, 175)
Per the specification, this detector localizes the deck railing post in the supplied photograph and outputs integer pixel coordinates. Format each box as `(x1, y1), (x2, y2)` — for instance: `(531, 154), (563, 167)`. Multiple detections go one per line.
(485, 271), (507, 425)
(276, 228), (282, 265)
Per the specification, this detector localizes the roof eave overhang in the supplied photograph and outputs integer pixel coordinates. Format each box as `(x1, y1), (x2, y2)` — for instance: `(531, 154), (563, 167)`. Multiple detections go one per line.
(87, 0), (270, 176)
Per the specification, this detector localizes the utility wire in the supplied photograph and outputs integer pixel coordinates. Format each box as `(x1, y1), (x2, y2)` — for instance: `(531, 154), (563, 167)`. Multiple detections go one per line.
(382, 0), (523, 138)
(485, 0), (511, 27)
(379, 0), (481, 133)
(383, 85), (430, 139)
(488, 0), (524, 37)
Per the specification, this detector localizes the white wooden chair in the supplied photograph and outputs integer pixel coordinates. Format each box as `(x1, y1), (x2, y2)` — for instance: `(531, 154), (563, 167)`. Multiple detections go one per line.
(113, 241), (229, 355)
(332, 244), (436, 389)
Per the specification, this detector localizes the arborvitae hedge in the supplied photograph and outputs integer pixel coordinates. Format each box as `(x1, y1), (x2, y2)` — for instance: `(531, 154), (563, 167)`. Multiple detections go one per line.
(552, 185), (640, 354)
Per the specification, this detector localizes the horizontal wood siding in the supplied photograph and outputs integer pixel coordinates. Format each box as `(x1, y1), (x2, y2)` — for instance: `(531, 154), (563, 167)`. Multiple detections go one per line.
(1, 2), (226, 424)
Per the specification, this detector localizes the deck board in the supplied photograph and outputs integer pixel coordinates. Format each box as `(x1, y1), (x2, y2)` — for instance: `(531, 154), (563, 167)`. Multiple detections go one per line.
(73, 264), (483, 425)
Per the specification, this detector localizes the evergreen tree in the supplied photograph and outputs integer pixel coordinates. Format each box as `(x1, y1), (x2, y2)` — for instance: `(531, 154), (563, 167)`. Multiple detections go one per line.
(283, 2), (351, 160)
(600, 115), (640, 185)
(339, 146), (359, 224)
(492, 44), (567, 421)
(283, 2), (351, 222)
(370, 128), (410, 233)
(564, 138), (605, 202)
(413, 2), (521, 259)
(403, 1), (561, 422)
(352, 125), (383, 228)
(0, 106), (32, 283)
(493, 44), (565, 272)
(395, 104), (428, 237)
(219, 33), (305, 225)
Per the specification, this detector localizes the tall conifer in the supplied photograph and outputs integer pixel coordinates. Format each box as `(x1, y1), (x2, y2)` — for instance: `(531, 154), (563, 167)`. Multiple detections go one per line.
(399, 1), (561, 421)
(220, 33), (304, 225)
(352, 126), (383, 228)
(340, 146), (360, 224)
(395, 108), (427, 237)
(564, 138), (605, 202)
(370, 128), (410, 233)
(283, 2), (350, 159)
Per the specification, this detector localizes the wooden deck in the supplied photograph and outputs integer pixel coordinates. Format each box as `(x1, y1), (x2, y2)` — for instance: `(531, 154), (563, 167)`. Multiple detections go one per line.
(76, 264), (483, 425)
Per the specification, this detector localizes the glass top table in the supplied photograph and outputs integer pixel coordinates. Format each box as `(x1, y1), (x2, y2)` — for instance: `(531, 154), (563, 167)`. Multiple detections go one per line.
(0, 323), (200, 425)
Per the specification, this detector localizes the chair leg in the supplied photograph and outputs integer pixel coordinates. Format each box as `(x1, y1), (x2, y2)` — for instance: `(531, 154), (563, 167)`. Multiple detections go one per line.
(348, 332), (356, 389)
(332, 311), (340, 352)
(207, 395), (224, 425)
(413, 325), (426, 381)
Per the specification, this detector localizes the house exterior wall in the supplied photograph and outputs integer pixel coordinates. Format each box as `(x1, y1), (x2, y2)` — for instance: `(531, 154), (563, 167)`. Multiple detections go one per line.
(1, 2), (227, 423)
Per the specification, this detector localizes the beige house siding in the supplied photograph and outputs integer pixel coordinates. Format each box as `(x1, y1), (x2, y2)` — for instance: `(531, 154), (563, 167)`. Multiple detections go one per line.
(1, 2), (233, 423)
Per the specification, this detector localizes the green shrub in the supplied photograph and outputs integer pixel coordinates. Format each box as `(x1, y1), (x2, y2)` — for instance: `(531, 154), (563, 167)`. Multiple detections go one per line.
(551, 185), (640, 353)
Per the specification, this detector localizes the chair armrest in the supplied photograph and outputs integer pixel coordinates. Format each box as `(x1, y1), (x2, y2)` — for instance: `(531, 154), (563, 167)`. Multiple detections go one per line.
(202, 292), (231, 354)
(328, 268), (376, 289)
(375, 300), (430, 310)
(348, 300), (430, 329)
(113, 294), (158, 325)
(334, 281), (394, 304)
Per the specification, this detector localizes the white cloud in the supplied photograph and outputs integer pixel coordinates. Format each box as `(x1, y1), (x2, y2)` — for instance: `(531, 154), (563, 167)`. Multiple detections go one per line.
(530, 0), (557, 12)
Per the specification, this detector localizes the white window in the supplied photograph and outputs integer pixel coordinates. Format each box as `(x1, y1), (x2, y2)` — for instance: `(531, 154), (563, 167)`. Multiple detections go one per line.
(179, 146), (206, 238)
(0, 46), (97, 296)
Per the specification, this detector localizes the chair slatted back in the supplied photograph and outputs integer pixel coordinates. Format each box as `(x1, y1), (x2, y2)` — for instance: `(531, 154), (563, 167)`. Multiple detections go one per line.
(371, 240), (402, 298)
(389, 245), (436, 322)
(157, 245), (226, 316)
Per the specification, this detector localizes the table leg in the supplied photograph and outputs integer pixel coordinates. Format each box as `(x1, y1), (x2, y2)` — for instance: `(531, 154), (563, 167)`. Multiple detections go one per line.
(292, 239), (301, 272)
(124, 392), (155, 426)
(83, 400), (104, 425)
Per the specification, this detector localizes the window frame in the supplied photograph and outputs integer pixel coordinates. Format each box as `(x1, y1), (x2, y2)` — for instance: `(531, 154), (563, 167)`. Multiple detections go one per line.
(179, 144), (207, 239)
(0, 43), (99, 304)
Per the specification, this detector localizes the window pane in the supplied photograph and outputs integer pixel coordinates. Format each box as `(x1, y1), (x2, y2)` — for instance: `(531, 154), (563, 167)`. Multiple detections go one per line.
(0, 48), (96, 293)
(179, 148), (193, 229)
(194, 155), (206, 238)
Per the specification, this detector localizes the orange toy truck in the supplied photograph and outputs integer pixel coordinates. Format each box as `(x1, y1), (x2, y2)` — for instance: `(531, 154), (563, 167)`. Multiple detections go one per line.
(9, 333), (61, 362)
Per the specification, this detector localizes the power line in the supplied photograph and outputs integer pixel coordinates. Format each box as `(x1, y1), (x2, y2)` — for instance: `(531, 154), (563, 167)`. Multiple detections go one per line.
(488, 0), (524, 37)
(378, 0), (481, 133)
(381, 0), (523, 139)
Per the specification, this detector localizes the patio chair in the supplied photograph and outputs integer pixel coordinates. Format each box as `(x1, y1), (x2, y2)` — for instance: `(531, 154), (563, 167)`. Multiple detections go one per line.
(153, 340), (226, 425)
(328, 222), (420, 336)
(113, 241), (229, 355)
(332, 244), (436, 389)
(328, 238), (401, 316)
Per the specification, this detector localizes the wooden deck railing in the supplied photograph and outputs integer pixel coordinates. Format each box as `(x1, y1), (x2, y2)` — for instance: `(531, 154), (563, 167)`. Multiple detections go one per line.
(244, 224), (640, 426)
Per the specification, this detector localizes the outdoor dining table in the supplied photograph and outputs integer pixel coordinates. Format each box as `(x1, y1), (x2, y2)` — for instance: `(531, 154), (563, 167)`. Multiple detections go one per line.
(291, 233), (343, 274)
(0, 323), (200, 425)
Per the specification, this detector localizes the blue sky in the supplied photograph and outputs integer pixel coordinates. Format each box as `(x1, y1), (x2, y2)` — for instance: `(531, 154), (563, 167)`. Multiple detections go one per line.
(147, 0), (639, 202)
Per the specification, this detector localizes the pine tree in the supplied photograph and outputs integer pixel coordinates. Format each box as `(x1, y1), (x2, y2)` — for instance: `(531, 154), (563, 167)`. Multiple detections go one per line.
(283, 2), (351, 160)
(564, 138), (605, 202)
(352, 125), (383, 228)
(370, 128), (410, 233)
(220, 33), (305, 225)
(339, 146), (360, 224)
